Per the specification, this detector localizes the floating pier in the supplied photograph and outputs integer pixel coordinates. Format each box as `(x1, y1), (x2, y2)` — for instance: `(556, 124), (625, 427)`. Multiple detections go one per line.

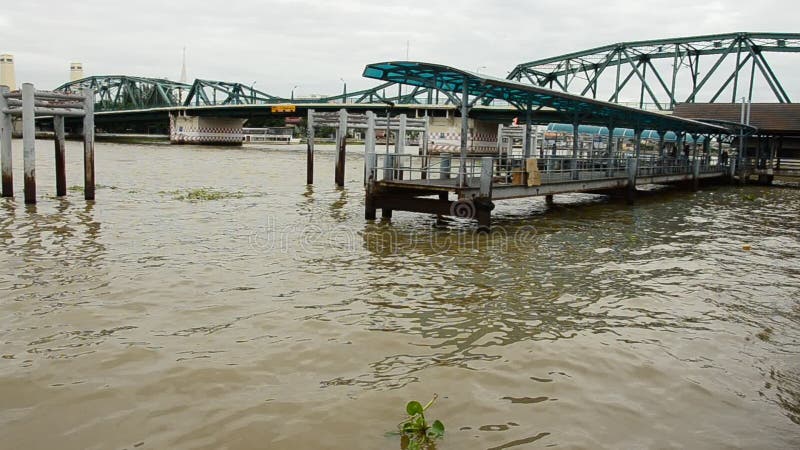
(0, 83), (95, 203)
(357, 61), (760, 230)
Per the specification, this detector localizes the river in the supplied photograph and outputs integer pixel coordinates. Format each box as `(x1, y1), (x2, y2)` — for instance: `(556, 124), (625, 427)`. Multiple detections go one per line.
(1, 140), (799, 449)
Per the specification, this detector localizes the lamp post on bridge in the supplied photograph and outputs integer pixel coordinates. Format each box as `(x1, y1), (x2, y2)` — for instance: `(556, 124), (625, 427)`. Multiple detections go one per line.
(250, 81), (257, 104)
(291, 85), (299, 102)
(340, 78), (347, 104)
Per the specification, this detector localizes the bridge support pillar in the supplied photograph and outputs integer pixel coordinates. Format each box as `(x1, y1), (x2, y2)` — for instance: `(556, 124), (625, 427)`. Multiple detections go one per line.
(169, 114), (245, 146)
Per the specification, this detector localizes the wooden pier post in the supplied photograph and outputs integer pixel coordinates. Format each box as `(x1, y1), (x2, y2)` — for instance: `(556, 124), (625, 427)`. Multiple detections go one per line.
(82, 88), (95, 201)
(53, 115), (67, 197)
(22, 83), (36, 204)
(365, 113), (377, 220)
(477, 156), (494, 231)
(0, 86), (12, 197)
(396, 114), (406, 180)
(627, 129), (642, 204)
(421, 115), (430, 180)
(441, 154), (451, 180)
(335, 108), (347, 187)
(571, 117), (581, 180)
(306, 109), (315, 185)
(364, 111), (376, 186)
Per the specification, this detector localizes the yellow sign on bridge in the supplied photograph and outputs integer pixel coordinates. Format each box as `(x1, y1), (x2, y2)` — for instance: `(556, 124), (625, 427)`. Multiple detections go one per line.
(271, 104), (296, 113)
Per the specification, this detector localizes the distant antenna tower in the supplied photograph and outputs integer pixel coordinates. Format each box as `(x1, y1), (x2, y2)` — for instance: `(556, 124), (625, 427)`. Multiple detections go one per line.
(179, 47), (187, 84)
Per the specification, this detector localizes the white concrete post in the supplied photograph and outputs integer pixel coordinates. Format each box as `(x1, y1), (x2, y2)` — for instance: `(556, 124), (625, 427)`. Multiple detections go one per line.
(22, 83), (36, 204)
(82, 88), (95, 200)
(0, 86), (12, 197)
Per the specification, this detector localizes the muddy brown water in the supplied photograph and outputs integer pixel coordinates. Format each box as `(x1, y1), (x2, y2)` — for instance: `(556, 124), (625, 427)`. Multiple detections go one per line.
(1, 140), (799, 449)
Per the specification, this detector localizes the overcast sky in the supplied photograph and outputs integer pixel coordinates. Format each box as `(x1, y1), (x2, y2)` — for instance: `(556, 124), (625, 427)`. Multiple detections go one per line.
(1, 0), (798, 102)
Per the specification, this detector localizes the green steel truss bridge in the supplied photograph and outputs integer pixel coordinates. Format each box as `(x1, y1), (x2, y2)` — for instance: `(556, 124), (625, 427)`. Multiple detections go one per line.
(55, 77), (465, 112)
(508, 32), (800, 110)
(53, 32), (799, 115)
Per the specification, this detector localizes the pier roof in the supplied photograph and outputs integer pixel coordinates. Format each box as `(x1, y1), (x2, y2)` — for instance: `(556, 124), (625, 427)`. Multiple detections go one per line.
(363, 61), (730, 135)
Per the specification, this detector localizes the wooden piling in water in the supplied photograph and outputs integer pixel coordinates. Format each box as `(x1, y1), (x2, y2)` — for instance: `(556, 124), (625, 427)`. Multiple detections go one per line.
(0, 86), (12, 197)
(22, 83), (36, 204)
(335, 108), (347, 187)
(53, 115), (66, 197)
(306, 109), (314, 185)
(82, 88), (95, 201)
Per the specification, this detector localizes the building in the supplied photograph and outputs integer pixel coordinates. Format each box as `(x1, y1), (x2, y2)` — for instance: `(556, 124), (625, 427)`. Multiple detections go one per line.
(0, 54), (15, 90)
(70, 62), (84, 81)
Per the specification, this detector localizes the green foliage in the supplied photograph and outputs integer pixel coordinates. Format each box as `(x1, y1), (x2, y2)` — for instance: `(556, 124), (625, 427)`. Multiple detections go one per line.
(741, 193), (758, 202)
(757, 327), (773, 342)
(168, 188), (244, 201)
(398, 395), (444, 449)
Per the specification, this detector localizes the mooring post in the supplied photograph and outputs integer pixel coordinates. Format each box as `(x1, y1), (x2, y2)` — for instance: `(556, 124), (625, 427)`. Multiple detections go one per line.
(477, 156), (494, 231)
(571, 119), (579, 180)
(306, 109), (315, 185)
(458, 76), (469, 187)
(365, 112), (377, 220)
(82, 88), (95, 201)
(364, 111), (376, 186)
(22, 83), (36, 204)
(627, 128), (641, 204)
(421, 115), (430, 179)
(0, 86), (12, 197)
(606, 123), (615, 177)
(54, 115), (67, 197)
(396, 113), (406, 180)
(335, 108), (347, 187)
(441, 153), (451, 180)
(524, 102), (532, 158)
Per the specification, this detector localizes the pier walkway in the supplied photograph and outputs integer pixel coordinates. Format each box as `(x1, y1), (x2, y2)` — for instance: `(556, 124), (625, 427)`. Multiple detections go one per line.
(361, 62), (742, 229)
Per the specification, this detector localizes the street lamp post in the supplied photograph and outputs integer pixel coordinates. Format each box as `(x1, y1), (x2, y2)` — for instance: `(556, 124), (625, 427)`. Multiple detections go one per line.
(340, 78), (347, 104)
(291, 85), (299, 102)
(250, 81), (257, 104)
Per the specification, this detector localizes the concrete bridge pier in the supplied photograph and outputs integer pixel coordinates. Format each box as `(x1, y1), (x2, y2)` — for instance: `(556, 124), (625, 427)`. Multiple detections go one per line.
(170, 113), (245, 145)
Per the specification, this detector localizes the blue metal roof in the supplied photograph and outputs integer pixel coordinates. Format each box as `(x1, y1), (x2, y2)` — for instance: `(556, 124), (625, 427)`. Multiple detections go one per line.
(363, 61), (730, 135)
(545, 124), (706, 143)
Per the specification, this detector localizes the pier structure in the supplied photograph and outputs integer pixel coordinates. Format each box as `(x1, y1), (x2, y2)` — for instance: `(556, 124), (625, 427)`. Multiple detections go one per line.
(360, 62), (740, 230)
(0, 83), (95, 203)
(305, 108), (429, 187)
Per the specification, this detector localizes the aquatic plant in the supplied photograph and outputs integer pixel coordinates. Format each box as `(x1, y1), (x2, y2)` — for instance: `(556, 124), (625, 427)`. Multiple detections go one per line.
(741, 193), (758, 202)
(757, 327), (773, 342)
(171, 188), (244, 201)
(398, 395), (445, 449)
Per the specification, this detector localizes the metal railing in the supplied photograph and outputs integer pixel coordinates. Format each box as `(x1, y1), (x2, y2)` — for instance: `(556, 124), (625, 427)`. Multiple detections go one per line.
(367, 154), (729, 188)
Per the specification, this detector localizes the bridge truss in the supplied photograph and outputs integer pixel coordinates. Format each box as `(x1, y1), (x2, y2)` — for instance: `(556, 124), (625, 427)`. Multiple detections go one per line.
(182, 79), (289, 106)
(55, 76), (191, 111)
(507, 32), (800, 110)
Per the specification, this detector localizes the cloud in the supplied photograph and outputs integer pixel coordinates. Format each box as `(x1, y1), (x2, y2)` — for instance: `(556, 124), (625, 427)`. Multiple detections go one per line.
(0, 0), (796, 102)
